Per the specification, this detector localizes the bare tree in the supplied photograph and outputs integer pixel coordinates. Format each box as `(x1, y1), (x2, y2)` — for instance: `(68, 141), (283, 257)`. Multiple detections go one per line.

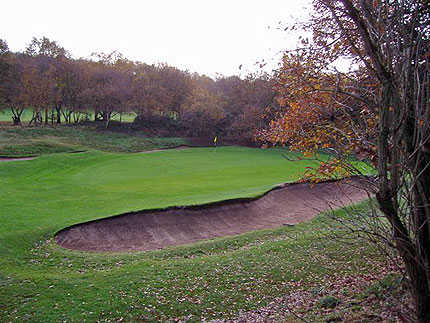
(260, 1), (429, 320)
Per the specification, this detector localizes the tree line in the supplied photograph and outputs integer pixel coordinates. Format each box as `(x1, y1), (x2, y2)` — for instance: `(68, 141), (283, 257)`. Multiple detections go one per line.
(0, 37), (279, 141)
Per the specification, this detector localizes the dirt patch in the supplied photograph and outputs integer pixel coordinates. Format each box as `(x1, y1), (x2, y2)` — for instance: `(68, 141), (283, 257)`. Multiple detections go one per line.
(55, 178), (369, 252)
(0, 157), (36, 162)
(141, 145), (192, 153)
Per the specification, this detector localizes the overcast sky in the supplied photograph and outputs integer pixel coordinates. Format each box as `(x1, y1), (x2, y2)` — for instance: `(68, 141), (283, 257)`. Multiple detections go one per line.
(0, 0), (311, 77)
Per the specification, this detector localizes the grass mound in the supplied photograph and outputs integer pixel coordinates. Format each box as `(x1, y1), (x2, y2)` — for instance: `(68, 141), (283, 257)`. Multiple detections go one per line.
(0, 125), (187, 156)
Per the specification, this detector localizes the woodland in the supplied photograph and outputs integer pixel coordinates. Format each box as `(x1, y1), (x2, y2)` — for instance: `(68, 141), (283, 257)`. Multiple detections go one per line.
(0, 36), (278, 143)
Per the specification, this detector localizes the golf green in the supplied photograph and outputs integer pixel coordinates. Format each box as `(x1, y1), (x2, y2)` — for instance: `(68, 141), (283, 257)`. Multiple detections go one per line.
(0, 146), (322, 265)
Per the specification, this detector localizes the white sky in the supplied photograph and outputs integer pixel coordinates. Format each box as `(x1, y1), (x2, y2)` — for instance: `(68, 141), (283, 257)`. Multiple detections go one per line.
(0, 0), (311, 77)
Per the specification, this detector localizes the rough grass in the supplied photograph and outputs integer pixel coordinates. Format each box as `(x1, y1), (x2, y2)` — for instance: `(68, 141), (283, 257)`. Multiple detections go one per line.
(1, 204), (390, 322)
(0, 125), (187, 156)
(0, 142), (387, 322)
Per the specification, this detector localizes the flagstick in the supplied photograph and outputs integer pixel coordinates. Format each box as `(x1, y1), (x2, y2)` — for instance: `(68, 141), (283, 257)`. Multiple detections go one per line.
(213, 136), (218, 153)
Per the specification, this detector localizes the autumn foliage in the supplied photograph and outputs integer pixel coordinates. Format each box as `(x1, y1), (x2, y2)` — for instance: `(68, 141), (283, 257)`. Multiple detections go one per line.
(0, 37), (278, 141)
(259, 0), (430, 321)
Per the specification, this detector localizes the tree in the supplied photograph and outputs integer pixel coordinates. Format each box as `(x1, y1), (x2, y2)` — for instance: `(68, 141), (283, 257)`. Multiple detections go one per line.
(0, 39), (8, 55)
(216, 73), (277, 141)
(131, 63), (191, 123)
(0, 52), (33, 125)
(180, 77), (226, 137)
(24, 37), (70, 124)
(25, 36), (70, 59)
(54, 59), (87, 124)
(80, 58), (133, 128)
(259, 1), (429, 320)
(0, 39), (11, 113)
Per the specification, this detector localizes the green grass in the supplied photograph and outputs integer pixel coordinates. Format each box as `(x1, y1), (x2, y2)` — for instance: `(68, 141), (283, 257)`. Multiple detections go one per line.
(0, 126), (187, 156)
(0, 145), (380, 321)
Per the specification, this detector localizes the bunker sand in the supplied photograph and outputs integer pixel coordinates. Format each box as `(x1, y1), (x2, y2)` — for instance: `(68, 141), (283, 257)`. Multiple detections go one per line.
(55, 178), (368, 252)
(0, 157), (36, 162)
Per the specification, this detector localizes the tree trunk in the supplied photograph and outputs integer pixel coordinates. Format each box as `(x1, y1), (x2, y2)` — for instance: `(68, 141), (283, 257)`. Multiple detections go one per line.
(10, 107), (22, 125)
(103, 111), (111, 128)
(56, 105), (61, 124)
(94, 110), (100, 122)
(44, 108), (48, 125)
(411, 160), (430, 322)
(12, 116), (21, 125)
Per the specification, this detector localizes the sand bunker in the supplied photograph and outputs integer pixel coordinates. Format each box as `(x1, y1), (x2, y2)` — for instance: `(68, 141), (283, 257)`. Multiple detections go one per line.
(140, 145), (192, 154)
(55, 178), (368, 252)
(0, 157), (36, 162)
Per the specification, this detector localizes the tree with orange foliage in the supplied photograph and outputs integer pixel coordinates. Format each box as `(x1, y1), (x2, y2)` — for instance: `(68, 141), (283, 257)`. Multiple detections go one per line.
(180, 77), (226, 137)
(259, 1), (429, 320)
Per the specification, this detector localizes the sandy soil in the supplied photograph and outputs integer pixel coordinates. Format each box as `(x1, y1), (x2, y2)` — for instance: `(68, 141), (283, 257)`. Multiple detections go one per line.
(0, 157), (36, 162)
(55, 178), (369, 252)
(140, 145), (192, 153)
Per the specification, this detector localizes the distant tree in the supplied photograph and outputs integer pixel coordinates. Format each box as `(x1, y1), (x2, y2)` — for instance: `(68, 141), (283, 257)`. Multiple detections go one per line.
(22, 56), (58, 125)
(131, 64), (168, 118)
(0, 39), (10, 106)
(216, 73), (277, 141)
(24, 37), (70, 124)
(0, 39), (23, 124)
(80, 60), (132, 128)
(54, 58), (88, 124)
(156, 64), (192, 115)
(181, 79), (226, 136)
(25, 36), (70, 59)
(0, 39), (9, 55)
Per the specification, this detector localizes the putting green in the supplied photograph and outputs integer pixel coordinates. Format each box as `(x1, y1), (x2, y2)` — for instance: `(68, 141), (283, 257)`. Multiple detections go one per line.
(0, 146), (323, 265)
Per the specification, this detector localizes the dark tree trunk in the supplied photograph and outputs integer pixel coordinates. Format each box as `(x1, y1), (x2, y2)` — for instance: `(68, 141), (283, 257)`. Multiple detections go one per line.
(376, 80), (430, 322)
(44, 108), (49, 125)
(56, 105), (61, 124)
(410, 159), (430, 323)
(103, 111), (111, 128)
(12, 116), (21, 125)
(10, 107), (23, 125)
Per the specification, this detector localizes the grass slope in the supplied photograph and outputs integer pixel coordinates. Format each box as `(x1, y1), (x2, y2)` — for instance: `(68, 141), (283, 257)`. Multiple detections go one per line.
(0, 126), (187, 156)
(0, 146), (382, 321)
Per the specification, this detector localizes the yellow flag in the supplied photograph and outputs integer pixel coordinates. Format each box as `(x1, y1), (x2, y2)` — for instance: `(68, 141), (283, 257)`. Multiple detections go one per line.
(214, 136), (218, 144)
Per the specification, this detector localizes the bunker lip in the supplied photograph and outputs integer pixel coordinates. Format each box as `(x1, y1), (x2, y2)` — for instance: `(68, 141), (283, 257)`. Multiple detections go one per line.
(55, 177), (370, 253)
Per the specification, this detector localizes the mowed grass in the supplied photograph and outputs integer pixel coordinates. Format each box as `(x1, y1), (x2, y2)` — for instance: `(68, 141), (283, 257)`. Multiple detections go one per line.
(0, 146), (380, 321)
